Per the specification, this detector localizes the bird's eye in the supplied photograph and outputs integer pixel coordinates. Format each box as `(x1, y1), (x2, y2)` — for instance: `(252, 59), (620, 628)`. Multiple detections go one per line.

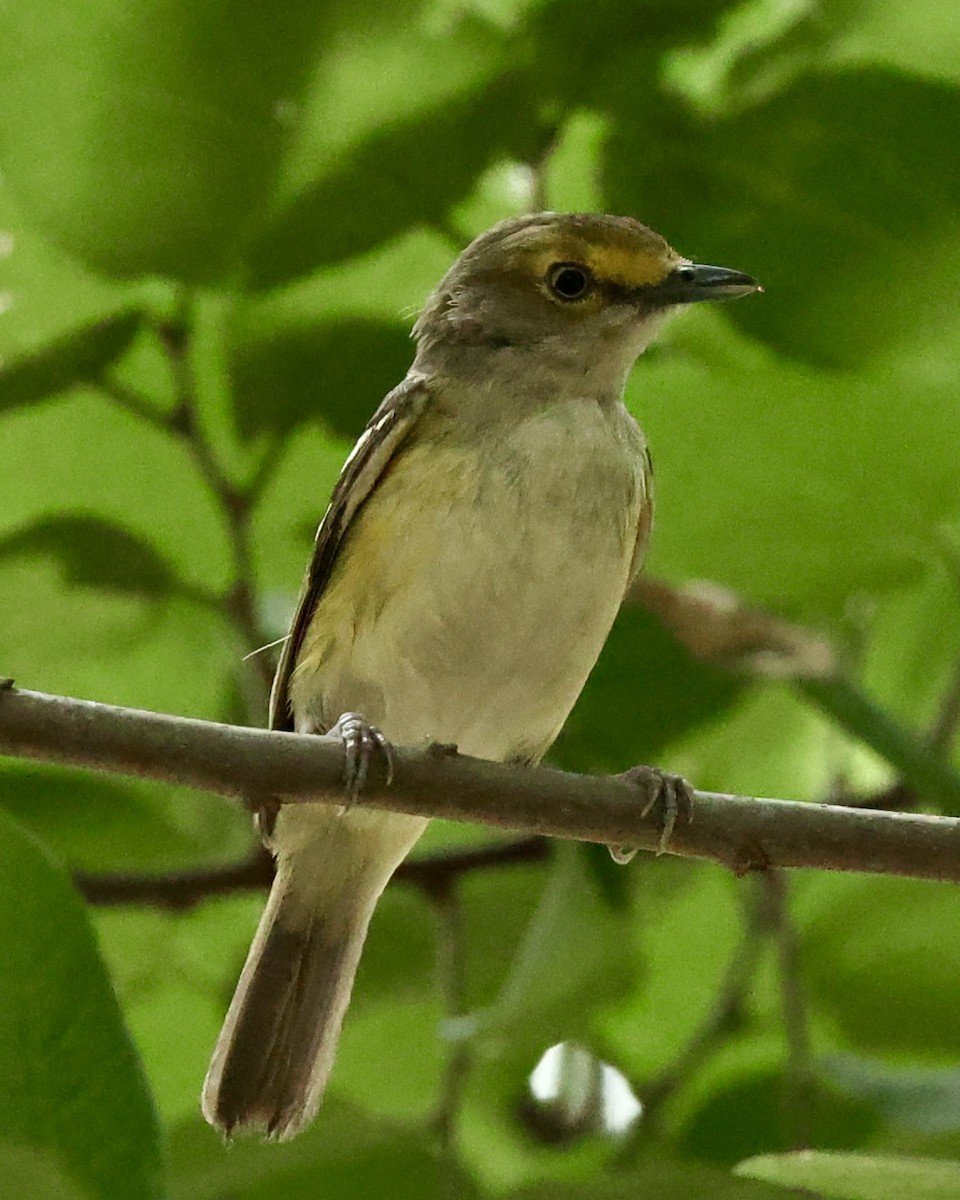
(547, 263), (592, 301)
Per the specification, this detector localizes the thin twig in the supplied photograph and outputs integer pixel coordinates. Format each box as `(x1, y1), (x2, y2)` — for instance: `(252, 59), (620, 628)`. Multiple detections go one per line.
(838, 652), (960, 815)
(4, 686), (960, 882)
(424, 876), (471, 1197)
(155, 301), (274, 711)
(100, 321), (277, 712)
(73, 835), (550, 910)
(929, 654), (960, 759)
(528, 122), (562, 213)
(763, 869), (815, 1148)
(244, 434), (287, 507)
(98, 376), (174, 434)
(636, 883), (765, 1138)
(75, 846), (275, 909)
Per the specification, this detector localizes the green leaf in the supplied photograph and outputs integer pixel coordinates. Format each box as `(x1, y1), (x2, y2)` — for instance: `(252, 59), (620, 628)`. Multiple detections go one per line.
(828, 1), (960, 86)
(630, 311), (960, 612)
(0, 0), (326, 281)
(736, 1150), (960, 1200)
(0, 762), (208, 872)
(600, 865), (745, 1078)
(245, 74), (539, 289)
(168, 1104), (456, 1200)
(511, 1156), (802, 1198)
(332, 995), (444, 1123)
(0, 808), (163, 1200)
(0, 1143), (90, 1200)
(528, 0), (738, 110)
(0, 312), (143, 413)
(230, 317), (415, 441)
(799, 676), (960, 813)
(803, 876), (960, 1057)
(552, 604), (744, 774)
(0, 514), (182, 598)
(678, 1070), (879, 1167)
(604, 69), (960, 367)
(93, 898), (260, 1126)
(478, 844), (640, 1053)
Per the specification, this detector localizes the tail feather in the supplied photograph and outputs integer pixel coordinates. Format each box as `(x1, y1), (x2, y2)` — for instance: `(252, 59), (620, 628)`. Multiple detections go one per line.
(202, 810), (424, 1140)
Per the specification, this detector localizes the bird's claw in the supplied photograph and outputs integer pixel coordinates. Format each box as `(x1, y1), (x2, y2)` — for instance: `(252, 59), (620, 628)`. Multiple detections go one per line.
(331, 711), (394, 806)
(609, 765), (694, 862)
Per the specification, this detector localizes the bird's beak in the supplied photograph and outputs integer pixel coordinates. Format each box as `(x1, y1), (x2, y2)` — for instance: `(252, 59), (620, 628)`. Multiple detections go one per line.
(649, 263), (762, 305)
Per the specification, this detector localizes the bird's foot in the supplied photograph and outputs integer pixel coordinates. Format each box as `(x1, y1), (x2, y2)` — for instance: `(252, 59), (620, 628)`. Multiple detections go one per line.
(330, 712), (394, 806)
(609, 765), (694, 862)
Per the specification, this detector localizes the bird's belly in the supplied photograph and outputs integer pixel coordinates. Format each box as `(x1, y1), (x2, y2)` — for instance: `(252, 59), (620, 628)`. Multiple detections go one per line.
(291, 403), (647, 764)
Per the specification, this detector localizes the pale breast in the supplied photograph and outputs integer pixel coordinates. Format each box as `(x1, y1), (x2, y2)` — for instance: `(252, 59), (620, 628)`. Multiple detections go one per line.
(290, 398), (650, 763)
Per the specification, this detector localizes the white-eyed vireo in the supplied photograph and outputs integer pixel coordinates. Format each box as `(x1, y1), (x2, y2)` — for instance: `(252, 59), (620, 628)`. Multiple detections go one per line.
(202, 212), (759, 1140)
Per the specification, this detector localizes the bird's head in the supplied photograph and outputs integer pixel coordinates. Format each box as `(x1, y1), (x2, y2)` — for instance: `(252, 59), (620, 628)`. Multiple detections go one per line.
(413, 212), (760, 392)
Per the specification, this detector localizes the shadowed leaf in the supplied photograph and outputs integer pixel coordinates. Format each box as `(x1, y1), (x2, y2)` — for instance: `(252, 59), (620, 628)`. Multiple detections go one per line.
(0, 311), (142, 412)
(230, 316), (414, 441)
(245, 75), (540, 289)
(553, 604), (744, 774)
(0, 808), (164, 1200)
(0, 513), (181, 597)
(604, 69), (960, 367)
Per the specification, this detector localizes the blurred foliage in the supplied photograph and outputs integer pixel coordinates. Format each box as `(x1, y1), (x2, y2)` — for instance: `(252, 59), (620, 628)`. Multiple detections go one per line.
(3, 0), (960, 1196)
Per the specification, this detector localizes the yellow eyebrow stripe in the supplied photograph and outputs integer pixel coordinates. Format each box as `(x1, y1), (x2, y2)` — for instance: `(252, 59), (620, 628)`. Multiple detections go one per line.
(527, 245), (675, 290)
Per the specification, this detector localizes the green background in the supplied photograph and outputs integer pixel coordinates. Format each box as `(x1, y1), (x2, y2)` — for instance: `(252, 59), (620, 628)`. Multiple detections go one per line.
(3, 0), (960, 1196)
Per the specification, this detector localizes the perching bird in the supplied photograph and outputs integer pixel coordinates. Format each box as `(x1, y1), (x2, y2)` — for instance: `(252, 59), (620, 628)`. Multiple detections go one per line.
(202, 212), (759, 1140)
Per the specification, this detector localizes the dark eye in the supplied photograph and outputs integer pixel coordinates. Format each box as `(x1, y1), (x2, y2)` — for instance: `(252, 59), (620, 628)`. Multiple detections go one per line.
(547, 262), (592, 301)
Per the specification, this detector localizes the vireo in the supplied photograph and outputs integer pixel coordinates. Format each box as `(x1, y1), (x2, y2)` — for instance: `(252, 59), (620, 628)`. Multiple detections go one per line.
(202, 212), (759, 1140)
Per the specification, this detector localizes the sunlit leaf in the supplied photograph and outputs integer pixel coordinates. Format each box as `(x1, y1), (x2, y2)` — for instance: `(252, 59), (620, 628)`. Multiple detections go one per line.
(736, 1150), (960, 1200)
(0, 0), (327, 280)
(0, 1143), (90, 1200)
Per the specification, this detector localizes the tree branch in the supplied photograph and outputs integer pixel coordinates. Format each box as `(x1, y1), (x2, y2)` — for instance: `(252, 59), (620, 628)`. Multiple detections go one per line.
(2, 684), (960, 882)
(75, 847), (275, 909)
(762, 869), (815, 1148)
(73, 837), (549, 909)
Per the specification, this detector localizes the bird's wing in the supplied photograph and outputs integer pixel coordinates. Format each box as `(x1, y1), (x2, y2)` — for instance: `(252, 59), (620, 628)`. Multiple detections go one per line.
(269, 373), (432, 732)
(626, 443), (655, 587)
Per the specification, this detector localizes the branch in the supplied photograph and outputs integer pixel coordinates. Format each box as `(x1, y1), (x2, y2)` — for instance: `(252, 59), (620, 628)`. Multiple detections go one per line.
(3, 684), (960, 882)
(156, 306), (274, 709)
(763, 870), (815, 1148)
(630, 578), (960, 814)
(75, 847), (274, 909)
(73, 836), (549, 909)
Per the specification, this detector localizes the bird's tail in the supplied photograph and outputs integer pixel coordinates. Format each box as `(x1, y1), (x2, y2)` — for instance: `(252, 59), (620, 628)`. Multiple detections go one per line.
(201, 811), (423, 1140)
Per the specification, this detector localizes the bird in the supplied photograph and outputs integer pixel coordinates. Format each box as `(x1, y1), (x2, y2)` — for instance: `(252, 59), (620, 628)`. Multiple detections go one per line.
(201, 211), (760, 1140)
